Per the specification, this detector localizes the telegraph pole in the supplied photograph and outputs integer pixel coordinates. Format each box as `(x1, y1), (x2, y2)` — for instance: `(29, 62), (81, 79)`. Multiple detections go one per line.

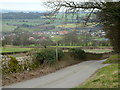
(56, 41), (58, 61)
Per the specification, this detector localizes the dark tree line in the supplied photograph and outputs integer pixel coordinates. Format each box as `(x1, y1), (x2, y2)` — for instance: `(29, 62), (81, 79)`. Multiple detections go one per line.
(2, 32), (31, 46)
(58, 32), (110, 46)
(2, 12), (45, 19)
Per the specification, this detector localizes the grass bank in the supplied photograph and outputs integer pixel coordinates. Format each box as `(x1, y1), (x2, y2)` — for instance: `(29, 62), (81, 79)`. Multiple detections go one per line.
(103, 54), (120, 64)
(73, 64), (118, 88)
(72, 54), (119, 88)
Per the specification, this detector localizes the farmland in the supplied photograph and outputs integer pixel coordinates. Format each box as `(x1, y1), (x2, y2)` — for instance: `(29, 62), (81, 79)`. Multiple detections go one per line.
(56, 23), (98, 28)
(0, 47), (32, 53)
(0, 46), (112, 54)
(1, 12), (111, 52)
(84, 49), (112, 53)
(2, 12), (97, 32)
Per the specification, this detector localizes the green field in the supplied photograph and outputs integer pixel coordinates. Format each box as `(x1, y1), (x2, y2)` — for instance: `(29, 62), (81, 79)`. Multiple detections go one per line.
(2, 19), (47, 26)
(49, 46), (82, 48)
(50, 35), (63, 41)
(0, 46), (112, 53)
(1, 47), (32, 53)
(84, 49), (112, 53)
(49, 46), (112, 53)
(56, 23), (97, 28)
(2, 24), (17, 32)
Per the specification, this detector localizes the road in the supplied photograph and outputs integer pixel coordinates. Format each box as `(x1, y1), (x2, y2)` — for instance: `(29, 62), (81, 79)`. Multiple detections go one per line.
(3, 60), (108, 88)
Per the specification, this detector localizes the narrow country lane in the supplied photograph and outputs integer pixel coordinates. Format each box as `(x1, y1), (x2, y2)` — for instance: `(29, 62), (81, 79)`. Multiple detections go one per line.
(3, 60), (107, 88)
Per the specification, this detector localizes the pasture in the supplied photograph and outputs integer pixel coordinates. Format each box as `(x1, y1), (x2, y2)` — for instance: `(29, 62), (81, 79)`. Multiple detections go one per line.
(1, 47), (32, 53)
(84, 49), (112, 53)
(56, 23), (97, 28)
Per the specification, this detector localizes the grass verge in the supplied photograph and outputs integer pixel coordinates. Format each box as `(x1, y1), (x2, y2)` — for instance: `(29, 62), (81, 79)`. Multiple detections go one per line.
(103, 54), (120, 64)
(73, 64), (118, 88)
(72, 54), (119, 89)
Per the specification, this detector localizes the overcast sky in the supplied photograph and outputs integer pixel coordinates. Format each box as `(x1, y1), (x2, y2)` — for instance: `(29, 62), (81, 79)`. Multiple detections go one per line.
(0, 0), (119, 11)
(0, 0), (48, 11)
(0, 0), (91, 11)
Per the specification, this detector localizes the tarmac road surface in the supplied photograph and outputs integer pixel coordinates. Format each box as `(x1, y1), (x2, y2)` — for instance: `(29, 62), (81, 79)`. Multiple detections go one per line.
(3, 59), (108, 88)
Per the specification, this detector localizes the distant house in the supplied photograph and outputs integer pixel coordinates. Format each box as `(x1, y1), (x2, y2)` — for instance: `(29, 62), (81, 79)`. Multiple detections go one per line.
(33, 32), (37, 35)
(38, 32), (41, 35)
(29, 37), (35, 40)
(58, 31), (69, 35)
(41, 37), (47, 40)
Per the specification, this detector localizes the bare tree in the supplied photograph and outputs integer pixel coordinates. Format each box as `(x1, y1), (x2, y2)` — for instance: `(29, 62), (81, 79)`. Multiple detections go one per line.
(61, 32), (79, 46)
(44, 0), (105, 23)
(44, 0), (120, 53)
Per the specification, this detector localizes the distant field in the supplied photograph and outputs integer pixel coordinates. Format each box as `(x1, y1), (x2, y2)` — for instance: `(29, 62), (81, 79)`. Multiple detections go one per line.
(2, 24), (17, 32)
(50, 35), (63, 41)
(49, 46), (82, 48)
(57, 23), (97, 28)
(50, 46), (112, 53)
(2, 19), (47, 26)
(84, 49), (112, 53)
(0, 46), (112, 53)
(0, 48), (32, 53)
(2, 12), (96, 33)
(50, 46), (111, 48)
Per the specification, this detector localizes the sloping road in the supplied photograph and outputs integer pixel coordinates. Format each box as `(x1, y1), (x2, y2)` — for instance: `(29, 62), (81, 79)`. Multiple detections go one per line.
(3, 60), (107, 88)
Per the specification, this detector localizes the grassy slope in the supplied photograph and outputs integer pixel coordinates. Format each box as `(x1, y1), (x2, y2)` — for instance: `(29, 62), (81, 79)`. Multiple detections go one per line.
(103, 54), (120, 64)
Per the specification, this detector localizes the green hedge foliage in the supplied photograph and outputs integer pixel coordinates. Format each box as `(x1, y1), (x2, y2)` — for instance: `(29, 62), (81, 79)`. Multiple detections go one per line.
(34, 48), (64, 64)
(69, 48), (86, 60)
